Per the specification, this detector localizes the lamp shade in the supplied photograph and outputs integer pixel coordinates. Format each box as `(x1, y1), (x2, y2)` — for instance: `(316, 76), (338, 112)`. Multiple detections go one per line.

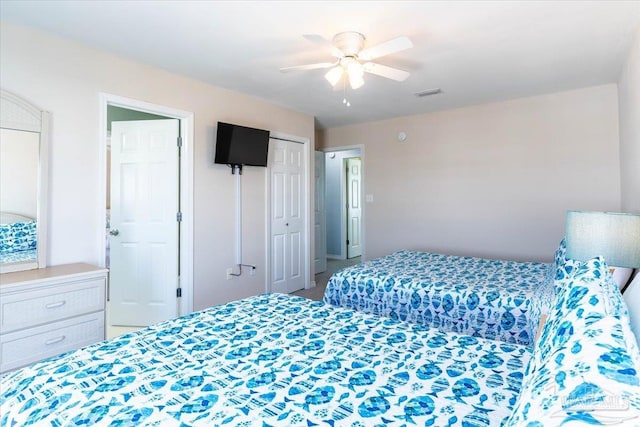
(325, 66), (343, 87)
(347, 61), (364, 89)
(565, 211), (640, 268)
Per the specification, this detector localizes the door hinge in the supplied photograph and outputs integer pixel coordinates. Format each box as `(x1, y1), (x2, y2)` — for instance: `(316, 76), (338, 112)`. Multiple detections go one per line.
(346, 239), (350, 245)
(176, 287), (182, 298)
(176, 211), (182, 222)
(177, 136), (183, 148)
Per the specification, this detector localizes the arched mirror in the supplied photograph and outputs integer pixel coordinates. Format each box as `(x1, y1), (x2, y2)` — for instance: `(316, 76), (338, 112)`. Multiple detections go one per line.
(0, 89), (49, 273)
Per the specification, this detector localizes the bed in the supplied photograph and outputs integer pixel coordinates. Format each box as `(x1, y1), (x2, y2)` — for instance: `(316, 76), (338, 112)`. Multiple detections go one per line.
(1, 293), (531, 426)
(323, 249), (556, 347)
(0, 212), (37, 264)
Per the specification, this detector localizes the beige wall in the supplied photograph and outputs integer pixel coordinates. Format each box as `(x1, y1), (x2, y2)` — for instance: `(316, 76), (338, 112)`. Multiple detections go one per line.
(320, 85), (621, 262)
(0, 23), (314, 310)
(618, 26), (640, 213)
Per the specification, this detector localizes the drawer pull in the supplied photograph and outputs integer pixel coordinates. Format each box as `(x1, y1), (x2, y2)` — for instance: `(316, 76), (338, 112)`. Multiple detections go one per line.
(45, 301), (66, 309)
(45, 335), (66, 345)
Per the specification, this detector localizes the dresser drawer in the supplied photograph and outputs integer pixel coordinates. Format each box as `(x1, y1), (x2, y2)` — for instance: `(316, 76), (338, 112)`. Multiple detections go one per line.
(0, 277), (106, 333)
(0, 311), (105, 373)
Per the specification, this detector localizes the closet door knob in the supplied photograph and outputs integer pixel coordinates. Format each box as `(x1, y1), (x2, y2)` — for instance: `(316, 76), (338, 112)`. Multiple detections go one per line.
(109, 229), (120, 236)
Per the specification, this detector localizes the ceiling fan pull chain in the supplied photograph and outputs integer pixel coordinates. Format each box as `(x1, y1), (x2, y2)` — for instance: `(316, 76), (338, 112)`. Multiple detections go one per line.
(342, 76), (350, 107)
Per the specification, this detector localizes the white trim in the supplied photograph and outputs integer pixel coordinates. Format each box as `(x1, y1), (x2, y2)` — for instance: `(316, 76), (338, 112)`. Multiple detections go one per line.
(265, 131), (312, 291)
(37, 112), (49, 269)
(98, 93), (194, 316)
(320, 144), (366, 261)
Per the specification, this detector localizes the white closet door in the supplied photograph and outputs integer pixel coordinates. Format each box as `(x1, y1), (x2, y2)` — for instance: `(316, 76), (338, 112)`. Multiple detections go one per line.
(270, 138), (305, 293)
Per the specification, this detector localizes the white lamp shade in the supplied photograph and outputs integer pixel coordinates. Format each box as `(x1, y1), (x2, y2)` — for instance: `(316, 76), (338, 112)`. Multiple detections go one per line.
(565, 211), (640, 268)
(324, 67), (343, 87)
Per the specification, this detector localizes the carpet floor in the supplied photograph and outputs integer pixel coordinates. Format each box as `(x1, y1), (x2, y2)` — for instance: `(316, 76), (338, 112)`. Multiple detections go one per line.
(292, 256), (361, 301)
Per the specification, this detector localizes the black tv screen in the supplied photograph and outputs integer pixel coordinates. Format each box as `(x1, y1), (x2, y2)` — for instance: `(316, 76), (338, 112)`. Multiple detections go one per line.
(214, 122), (270, 167)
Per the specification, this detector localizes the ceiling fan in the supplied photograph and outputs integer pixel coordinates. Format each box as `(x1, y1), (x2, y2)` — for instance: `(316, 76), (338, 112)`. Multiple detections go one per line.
(280, 32), (413, 90)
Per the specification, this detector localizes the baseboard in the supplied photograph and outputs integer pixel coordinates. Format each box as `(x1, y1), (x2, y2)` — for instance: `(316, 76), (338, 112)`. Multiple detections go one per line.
(326, 254), (345, 260)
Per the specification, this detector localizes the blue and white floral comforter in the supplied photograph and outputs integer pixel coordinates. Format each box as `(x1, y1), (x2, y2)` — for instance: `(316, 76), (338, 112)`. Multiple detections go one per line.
(1, 294), (531, 426)
(324, 251), (554, 347)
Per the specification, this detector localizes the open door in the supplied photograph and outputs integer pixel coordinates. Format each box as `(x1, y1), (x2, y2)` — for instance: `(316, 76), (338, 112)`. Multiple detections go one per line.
(314, 151), (327, 274)
(346, 157), (362, 259)
(109, 119), (180, 326)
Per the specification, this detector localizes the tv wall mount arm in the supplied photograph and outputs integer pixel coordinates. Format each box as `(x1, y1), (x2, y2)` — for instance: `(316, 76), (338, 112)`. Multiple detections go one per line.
(228, 164), (243, 175)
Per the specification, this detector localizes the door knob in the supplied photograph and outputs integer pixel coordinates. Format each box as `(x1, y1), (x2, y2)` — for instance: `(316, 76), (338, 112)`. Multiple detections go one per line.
(109, 229), (120, 236)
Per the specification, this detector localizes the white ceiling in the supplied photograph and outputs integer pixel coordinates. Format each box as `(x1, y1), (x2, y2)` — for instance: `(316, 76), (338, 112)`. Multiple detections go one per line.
(2, 1), (639, 129)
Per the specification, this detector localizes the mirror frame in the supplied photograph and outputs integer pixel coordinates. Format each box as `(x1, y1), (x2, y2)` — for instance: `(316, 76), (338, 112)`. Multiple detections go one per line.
(0, 89), (49, 273)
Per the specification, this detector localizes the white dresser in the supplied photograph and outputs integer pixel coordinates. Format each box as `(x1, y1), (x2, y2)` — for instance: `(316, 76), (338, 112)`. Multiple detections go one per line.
(0, 263), (108, 374)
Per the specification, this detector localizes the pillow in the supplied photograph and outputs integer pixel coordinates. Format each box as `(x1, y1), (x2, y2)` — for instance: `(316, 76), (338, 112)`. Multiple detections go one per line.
(528, 274), (555, 348)
(509, 316), (640, 426)
(533, 314), (547, 343)
(612, 267), (633, 291)
(508, 258), (640, 426)
(553, 238), (581, 294)
(623, 272), (640, 347)
(553, 238), (567, 266)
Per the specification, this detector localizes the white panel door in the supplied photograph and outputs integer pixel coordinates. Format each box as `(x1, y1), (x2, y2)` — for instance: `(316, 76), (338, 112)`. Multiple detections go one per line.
(270, 138), (306, 293)
(314, 151), (327, 274)
(346, 157), (362, 259)
(110, 119), (179, 326)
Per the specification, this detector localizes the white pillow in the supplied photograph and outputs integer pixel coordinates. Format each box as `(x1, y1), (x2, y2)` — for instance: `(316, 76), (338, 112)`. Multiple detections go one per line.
(613, 266), (633, 290)
(623, 271), (640, 347)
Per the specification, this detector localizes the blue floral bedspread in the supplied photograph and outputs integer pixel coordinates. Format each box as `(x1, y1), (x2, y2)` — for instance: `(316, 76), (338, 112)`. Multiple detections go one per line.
(1, 294), (531, 426)
(324, 251), (555, 347)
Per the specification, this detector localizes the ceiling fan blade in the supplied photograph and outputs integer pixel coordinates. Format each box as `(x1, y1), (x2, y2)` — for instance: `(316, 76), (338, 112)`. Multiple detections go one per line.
(359, 36), (413, 61)
(302, 34), (330, 45)
(302, 34), (343, 57)
(279, 62), (336, 72)
(363, 62), (410, 81)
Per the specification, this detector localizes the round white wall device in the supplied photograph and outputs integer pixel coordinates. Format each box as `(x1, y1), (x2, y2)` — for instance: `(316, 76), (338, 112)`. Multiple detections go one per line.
(398, 132), (407, 142)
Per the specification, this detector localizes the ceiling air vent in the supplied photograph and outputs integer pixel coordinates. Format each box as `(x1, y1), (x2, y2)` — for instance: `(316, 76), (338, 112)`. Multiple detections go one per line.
(414, 88), (442, 97)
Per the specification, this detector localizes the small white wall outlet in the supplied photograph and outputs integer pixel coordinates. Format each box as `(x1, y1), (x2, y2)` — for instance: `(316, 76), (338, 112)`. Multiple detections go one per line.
(365, 194), (374, 203)
(226, 268), (233, 280)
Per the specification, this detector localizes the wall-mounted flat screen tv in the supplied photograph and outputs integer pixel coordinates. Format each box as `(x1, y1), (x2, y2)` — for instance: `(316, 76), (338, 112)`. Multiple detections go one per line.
(214, 122), (270, 167)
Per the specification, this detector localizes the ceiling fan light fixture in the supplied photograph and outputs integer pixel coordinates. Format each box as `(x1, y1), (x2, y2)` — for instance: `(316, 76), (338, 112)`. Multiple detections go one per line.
(284, 31), (413, 96)
(325, 66), (343, 87)
(347, 61), (365, 89)
(349, 73), (365, 90)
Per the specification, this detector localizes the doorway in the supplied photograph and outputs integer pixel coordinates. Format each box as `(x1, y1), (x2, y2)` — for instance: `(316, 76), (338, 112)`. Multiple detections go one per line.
(324, 146), (365, 261)
(345, 157), (362, 259)
(99, 94), (194, 338)
(293, 144), (364, 301)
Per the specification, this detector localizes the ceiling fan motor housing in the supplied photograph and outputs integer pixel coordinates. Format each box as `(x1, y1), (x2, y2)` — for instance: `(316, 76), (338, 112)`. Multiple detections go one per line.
(332, 31), (365, 57)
